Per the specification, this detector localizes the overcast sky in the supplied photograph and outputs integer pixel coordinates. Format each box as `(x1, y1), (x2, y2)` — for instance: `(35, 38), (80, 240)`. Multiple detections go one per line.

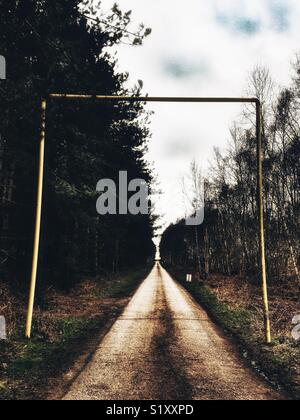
(99, 0), (300, 232)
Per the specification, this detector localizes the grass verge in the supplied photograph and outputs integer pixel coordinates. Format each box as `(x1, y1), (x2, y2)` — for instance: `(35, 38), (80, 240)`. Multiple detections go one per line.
(169, 267), (300, 400)
(0, 266), (151, 400)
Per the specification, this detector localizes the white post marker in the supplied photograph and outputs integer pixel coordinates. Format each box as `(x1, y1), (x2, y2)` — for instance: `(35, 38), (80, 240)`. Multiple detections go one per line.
(0, 55), (6, 80)
(186, 274), (192, 283)
(0, 316), (7, 340)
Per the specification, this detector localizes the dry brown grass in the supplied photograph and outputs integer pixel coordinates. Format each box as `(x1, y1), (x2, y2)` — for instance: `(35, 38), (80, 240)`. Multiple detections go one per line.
(0, 276), (130, 342)
(0, 282), (24, 337)
(207, 274), (300, 339)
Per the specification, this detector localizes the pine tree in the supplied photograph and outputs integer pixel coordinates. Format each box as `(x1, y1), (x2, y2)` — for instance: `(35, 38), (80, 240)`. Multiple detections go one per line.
(0, 0), (155, 290)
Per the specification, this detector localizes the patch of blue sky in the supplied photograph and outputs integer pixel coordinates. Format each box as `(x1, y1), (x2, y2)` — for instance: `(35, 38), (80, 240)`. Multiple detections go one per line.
(216, 12), (261, 35)
(269, 0), (290, 32)
(234, 17), (261, 34)
(164, 58), (211, 79)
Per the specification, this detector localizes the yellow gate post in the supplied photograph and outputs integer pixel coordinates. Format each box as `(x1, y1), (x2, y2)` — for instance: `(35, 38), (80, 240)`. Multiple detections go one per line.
(25, 99), (47, 339)
(256, 100), (272, 344)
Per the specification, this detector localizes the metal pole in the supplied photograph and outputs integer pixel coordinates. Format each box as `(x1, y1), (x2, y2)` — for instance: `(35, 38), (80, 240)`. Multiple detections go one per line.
(49, 93), (258, 104)
(256, 100), (272, 344)
(25, 99), (47, 339)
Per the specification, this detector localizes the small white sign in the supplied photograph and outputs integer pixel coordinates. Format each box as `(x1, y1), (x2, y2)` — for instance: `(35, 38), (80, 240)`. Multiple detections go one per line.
(186, 274), (192, 283)
(0, 316), (7, 340)
(0, 55), (6, 80)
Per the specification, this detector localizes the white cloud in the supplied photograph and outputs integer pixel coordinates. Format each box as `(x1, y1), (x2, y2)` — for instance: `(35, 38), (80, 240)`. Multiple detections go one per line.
(98, 0), (300, 230)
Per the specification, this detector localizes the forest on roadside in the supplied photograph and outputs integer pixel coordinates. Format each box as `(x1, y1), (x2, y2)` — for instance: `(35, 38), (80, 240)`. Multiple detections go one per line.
(0, 0), (156, 296)
(161, 65), (299, 287)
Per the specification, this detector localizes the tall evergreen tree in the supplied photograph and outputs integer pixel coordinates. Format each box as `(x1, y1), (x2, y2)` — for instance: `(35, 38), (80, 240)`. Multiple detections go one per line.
(0, 0), (155, 291)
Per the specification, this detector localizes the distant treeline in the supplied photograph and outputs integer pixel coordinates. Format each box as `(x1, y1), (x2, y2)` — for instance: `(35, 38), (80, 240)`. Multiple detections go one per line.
(161, 66), (299, 285)
(0, 0), (155, 292)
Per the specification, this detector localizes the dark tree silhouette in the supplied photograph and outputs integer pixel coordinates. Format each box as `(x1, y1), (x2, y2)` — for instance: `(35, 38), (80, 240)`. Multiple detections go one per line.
(0, 0), (155, 291)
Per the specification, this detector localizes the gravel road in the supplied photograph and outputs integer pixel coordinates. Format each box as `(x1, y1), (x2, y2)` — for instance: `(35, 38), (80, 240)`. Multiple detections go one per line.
(63, 264), (285, 400)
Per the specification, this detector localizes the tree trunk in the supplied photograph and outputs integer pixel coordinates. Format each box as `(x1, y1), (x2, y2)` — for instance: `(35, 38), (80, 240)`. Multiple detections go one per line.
(204, 228), (210, 279)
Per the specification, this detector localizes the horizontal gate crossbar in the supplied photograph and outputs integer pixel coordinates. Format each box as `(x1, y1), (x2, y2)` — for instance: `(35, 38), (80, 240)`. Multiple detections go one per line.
(49, 94), (259, 104)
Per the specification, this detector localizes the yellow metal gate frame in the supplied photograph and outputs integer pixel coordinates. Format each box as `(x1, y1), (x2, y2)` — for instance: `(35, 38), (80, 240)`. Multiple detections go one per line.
(25, 94), (271, 344)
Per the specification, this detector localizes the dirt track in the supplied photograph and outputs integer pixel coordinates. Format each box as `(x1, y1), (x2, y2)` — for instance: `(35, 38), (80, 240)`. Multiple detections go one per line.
(63, 264), (285, 400)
